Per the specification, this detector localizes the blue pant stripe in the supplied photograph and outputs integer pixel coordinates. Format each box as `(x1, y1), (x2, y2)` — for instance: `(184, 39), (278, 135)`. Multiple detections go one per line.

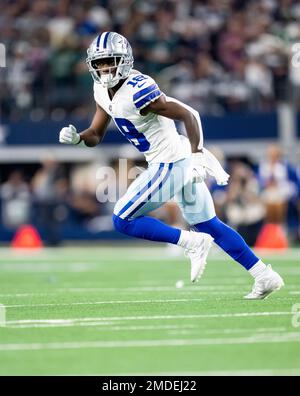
(122, 163), (173, 219)
(117, 163), (165, 218)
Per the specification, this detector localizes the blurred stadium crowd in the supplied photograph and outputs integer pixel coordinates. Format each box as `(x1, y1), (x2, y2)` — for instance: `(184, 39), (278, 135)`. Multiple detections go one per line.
(1, 0), (300, 120)
(1, 144), (299, 245)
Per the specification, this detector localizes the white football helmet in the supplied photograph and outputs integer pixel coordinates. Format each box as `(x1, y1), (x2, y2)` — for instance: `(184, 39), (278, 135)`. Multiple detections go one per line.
(86, 31), (134, 88)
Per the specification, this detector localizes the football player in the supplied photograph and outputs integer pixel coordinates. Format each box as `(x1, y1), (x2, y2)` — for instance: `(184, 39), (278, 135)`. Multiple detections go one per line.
(59, 32), (284, 299)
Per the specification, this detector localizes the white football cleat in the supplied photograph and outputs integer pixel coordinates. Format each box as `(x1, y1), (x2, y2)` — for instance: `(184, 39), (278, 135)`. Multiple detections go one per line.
(244, 265), (284, 300)
(185, 233), (214, 283)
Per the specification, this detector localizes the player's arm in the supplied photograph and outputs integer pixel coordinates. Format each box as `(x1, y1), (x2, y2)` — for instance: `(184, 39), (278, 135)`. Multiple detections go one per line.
(59, 103), (111, 147)
(78, 103), (111, 147)
(141, 94), (203, 153)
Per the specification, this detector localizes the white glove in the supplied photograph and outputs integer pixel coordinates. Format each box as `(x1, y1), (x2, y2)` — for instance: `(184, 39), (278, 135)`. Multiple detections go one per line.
(59, 124), (81, 145)
(191, 151), (207, 183)
(202, 147), (230, 185)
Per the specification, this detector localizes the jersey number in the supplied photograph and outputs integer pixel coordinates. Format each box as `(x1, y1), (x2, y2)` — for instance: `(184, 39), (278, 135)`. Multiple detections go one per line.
(127, 75), (148, 88)
(114, 118), (150, 152)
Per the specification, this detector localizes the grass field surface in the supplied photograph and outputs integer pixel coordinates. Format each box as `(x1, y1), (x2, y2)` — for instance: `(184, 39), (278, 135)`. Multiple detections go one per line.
(0, 245), (299, 376)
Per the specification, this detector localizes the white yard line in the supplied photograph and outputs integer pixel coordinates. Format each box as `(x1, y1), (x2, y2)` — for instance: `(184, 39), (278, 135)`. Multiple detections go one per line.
(168, 326), (290, 337)
(4, 320), (290, 332)
(0, 291), (242, 298)
(204, 326), (288, 334)
(0, 263), (101, 272)
(61, 285), (243, 292)
(2, 292), (289, 307)
(7, 321), (116, 328)
(6, 323), (198, 330)
(5, 298), (206, 308)
(1, 283), (298, 298)
(0, 255), (299, 264)
(6, 311), (292, 326)
(0, 286), (244, 298)
(0, 304), (5, 326)
(0, 263), (299, 273)
(1, 333), (300, 351)
(0, 254), (299, 270)
(0, 245), (299, 256)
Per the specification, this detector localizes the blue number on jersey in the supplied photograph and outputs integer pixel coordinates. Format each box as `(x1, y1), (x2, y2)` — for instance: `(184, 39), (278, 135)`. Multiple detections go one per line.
(127, 75), (148, 88)
(114, 118), (150, 152)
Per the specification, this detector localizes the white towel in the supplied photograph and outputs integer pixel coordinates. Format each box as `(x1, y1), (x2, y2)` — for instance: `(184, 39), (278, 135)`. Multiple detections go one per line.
(202, 147), (230, 186)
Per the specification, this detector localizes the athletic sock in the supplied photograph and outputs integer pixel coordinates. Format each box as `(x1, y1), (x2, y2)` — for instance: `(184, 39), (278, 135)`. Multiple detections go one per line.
(177, 230), (204, 250)
(248, 260), (267, 279)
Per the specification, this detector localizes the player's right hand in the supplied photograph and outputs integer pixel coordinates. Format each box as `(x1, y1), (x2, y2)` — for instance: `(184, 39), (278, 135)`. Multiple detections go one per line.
(59, 124), (81, 145)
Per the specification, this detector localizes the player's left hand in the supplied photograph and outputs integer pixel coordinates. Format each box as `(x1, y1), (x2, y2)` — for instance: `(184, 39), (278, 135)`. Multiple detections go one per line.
(191, 151), (207, 183)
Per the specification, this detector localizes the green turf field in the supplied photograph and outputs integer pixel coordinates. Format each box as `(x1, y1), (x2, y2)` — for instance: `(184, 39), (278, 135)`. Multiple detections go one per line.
(0, 245), (299, 376)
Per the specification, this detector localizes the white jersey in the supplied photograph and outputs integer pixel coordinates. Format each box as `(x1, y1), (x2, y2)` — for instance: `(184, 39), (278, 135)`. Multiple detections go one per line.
(93, 71), (192, 164)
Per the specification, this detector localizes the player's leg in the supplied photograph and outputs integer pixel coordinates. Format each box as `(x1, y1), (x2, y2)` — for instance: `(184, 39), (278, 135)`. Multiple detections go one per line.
(177, 181), (260, 270)
(176, 180), (284, 298)
(112, 159), (206, 251)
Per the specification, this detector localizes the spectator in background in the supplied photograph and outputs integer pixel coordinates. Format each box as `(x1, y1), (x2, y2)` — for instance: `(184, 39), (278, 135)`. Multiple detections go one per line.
(258, 144), (300, 242)
(68, 189), (100, 224)
(170, 52), (225, 115)
(68, 161), (102, 229)
(28, 27), (51, 111)
(217, 13), (246, 73)
(1, 0), (300, 119)
(7, 42), (33, 114)
(287, 23), (300, 108)
(225, 161), (266, 246)
(32, 155), (68, 246)
(0, 170), (31, 229)
(47, 1), (74, 48)
(48, 36), (82, 111)
(245, 11), (289, 103)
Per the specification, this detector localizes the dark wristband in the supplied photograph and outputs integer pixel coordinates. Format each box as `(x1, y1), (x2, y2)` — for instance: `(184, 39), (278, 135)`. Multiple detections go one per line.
(75, 135), (83, 145)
